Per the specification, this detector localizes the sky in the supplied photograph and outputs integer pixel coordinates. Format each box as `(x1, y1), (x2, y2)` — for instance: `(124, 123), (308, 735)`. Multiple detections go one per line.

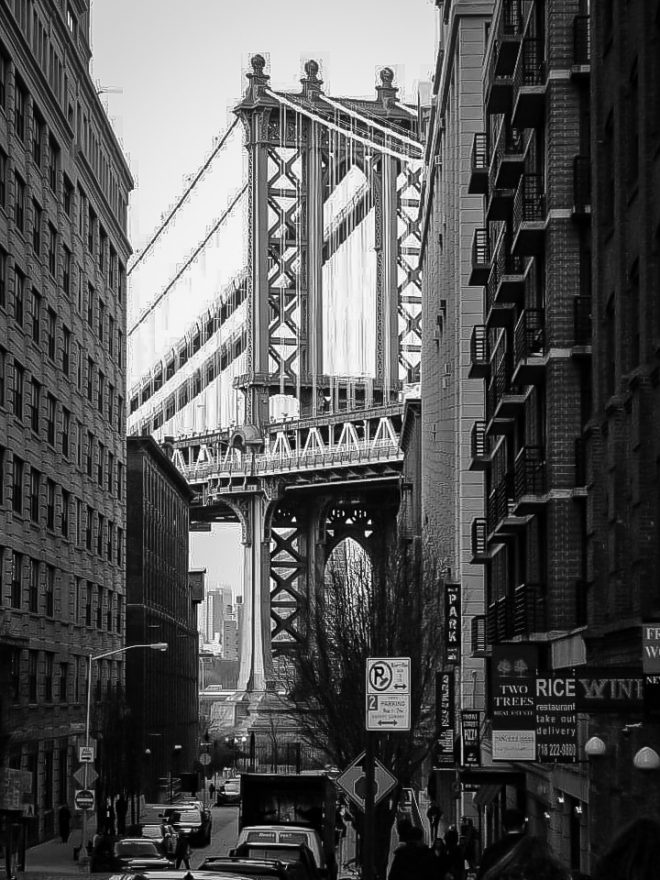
(89, 0), (438, 595)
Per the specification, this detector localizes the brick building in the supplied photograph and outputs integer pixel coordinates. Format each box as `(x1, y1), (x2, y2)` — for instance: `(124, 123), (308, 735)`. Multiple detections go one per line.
(584, 0), (660, 860)
(456, 0), (591, 870)
(0, 1), (131, 843)
(125, 436), (198, 802)
(419, 0), (491, 824)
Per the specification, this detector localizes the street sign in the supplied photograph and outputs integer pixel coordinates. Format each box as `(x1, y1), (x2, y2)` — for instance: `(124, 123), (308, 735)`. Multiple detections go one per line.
(79, 746), (95, 763)
(336, 751), (397, 812)
(366, 657), (411, 731)
(73, 766), (98, 788)
(74, 789), (95, 811)
(199, 753), (211, 765)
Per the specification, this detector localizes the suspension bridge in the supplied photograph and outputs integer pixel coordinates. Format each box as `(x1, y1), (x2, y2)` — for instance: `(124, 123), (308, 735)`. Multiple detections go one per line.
(127, 57), (423, 713)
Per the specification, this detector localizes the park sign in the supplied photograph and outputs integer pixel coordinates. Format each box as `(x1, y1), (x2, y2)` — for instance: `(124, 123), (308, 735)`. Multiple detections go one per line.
(445, 584), (460, 664)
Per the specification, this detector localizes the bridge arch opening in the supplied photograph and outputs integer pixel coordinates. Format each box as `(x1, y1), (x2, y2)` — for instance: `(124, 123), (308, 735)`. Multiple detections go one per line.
(324, 537), (373, 603)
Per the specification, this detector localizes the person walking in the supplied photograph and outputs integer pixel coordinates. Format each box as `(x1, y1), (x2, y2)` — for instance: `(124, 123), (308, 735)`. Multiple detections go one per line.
(174, 832), (192, 870)
(115, 793), (127, 837)
(58, 803), (71, 843)
(388, 824), (437, 880)
(476, 809), (527, 880)
(436, 826), (465, 880)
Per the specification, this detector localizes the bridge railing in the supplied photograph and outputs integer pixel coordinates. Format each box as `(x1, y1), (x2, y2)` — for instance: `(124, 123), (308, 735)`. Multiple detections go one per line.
(178, 438), (402, 482)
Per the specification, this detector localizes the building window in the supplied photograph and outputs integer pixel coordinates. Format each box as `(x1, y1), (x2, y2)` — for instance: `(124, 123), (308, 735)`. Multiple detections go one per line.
(30, 467), (40, 522)
(29, 558), (39, 613)
(88, 206), (96, 253)
(108, 384), (114, 424)
(107, 521), (113, 561)
(13, 361), (24, 420)
(11, 551), (23, 608)
(98, 371), (104, 413)
(10, 649), (20, 703)
(76, 499), (82, 545)
(0, 348), (4, 408)
(97, 514), (104, 557)
(0, 48), (8, 110)
(97, 442), (104, 486)
(14, 76), (26, 141)
(62, 326), (70, 374)
(0, 149), (6, 210)
(99, 227), (106, 274)
(46, 393), (56, 446)
(44, 652), (53, 701)
(48, 135), (60, 193)
(12, 456), (23, 515)
(62, 407), (70, 458)
(85, 581), (93, 626)
(117, 330), (124, 368)
(85, 507), (93, 551)
(109, 247), (116, 289)
(87, 283), (94, 327)
(46, 478), (55, 529)
(63, 176), (73, 216)
(116, 527), (123, 565)
(32, 108), (44, 166)
(77, 267), (84, 313)
(30, 288), (41, 342)
(117, 396), (124, 433)
(107, 591), (113, 629)
(28, 650), (37, 701)
(48, 224), (57, 276)
(98, 299), (105, 342)
(0, 246), (6, 308)
(108, 315), (114, 357)
(32, 200), (42, 254)
(62, 245), (71, 295)
(86, 432), (94, 477)
(107, 451), (114, 494)
(59, 663), (68, 702)
(116, 595), (122, 633)
(13, 267), (24, 326)
(117, 462), (123, 500)
(77, 343), (83, 391)
(45, 565), (55, 616)
(87, 358), (94, 402)
(14, 172), (25, 231)
(30, 378), (40, 433)
(96, 584), (103, 628)
(47, 308), (56, 360)
(61, 489), (69, 537)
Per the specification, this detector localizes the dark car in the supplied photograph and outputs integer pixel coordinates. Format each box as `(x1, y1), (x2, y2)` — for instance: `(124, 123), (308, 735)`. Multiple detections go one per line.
(216, 777), (241, 806)
(161, 806), (212, 846)
(229, 844), (320, 880)
(198, 856), (305, 879)
(90, 836), (175, 871)
(108, 873), (261, 880)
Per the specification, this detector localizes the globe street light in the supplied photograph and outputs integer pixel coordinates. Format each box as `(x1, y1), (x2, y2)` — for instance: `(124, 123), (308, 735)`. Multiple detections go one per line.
(81, 642), (168, 867)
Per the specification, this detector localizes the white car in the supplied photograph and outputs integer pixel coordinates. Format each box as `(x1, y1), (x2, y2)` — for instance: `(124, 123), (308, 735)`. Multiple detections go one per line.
(235, 825), (327, 875)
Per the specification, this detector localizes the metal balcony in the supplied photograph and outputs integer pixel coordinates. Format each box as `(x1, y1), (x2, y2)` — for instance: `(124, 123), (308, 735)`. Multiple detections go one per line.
(573, 296), (592, 352)
(574, 437), (587, 490)
(572, 15), (591, 76)
(469, 229), (491, 286)
(487, 594), (515, 644)
(471, 518), (488, 561)
(490, 122), (525, 190)
(492, 0), (525, 76)
(485, 184), (515, 224)
(470, 421), (490, 471)
(512, 173), (546, 256)
(485, 274), (515, 329)
(486, 360), (528, 432)
(512, 308), (546, 385)
(489, 473), (530, 537)
(469, 325), (490, 379)
(512, 38), (546, 129)
(490, 234), (527, 307)
(469, 133), (489, 194)
(513, 582), (547, 636)
(572, 155), (591, 220)
(512, 445), (547, 513)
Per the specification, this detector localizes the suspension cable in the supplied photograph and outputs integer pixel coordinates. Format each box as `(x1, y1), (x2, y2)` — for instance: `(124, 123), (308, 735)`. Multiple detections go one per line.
(128, 184), (247, 336)
(127, 118), (240, 277)
(265, 89), (418, 163)
(319, 94), (422, 151)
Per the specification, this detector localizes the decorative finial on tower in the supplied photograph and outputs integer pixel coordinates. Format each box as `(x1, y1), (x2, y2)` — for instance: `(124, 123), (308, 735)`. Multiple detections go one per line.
(301, 58), (323, 101)
(376, 66), (398, 109)
(244, 53), (270, 102)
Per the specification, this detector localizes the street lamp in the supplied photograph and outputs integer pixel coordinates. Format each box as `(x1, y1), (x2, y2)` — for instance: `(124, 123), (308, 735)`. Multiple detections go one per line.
(81, 643), (168, 866)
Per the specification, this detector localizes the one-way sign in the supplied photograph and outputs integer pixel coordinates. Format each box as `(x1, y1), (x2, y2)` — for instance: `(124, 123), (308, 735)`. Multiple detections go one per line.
(336, 751), (397, 812)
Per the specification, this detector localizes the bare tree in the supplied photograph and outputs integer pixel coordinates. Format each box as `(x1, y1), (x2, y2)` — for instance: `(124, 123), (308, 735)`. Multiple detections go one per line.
(282, 535), (444, 876)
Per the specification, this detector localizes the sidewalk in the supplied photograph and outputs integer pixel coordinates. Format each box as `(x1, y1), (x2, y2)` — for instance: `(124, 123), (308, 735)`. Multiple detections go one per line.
(16, 815), (110, 880)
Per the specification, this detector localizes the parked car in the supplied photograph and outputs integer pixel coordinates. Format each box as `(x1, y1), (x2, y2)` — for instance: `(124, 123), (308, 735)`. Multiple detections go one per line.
(108, 873), (259, 880)
(198, 856), (307, 879)
(229, 843), (320, 880)
(217, 777), (241, 805)
(138, 822), (178, 856)
(235, 827), (327, 875)
(161, 805), (212, 846)
(90, 837), (175, 871)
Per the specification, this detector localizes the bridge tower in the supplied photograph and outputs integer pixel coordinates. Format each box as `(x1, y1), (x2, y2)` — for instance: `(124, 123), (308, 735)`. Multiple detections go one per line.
(186, 57), (422, 719)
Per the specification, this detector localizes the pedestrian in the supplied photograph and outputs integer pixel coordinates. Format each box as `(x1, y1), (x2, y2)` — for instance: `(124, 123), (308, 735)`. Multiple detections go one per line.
(479, 835), (569, 880)
(174, 832), (192, 869)
(388, 824), (437, 880)
(115, 793), (127, 837)
(58, 803), (71, 843)
(436, 826), (465, 880)
(592, 816), (660, 880)
(428, 803), (442, 840)
(104, 799), (116, 836)
(476, 808), (527, 880)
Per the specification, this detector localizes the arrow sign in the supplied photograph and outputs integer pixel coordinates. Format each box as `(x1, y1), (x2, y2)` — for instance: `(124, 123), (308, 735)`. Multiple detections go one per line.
(336, 751), (397, 812)
(366, 658), (411, 731)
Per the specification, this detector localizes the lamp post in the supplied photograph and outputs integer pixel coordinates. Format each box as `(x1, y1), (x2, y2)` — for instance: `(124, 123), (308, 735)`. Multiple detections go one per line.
(80, 642), (167, 868)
